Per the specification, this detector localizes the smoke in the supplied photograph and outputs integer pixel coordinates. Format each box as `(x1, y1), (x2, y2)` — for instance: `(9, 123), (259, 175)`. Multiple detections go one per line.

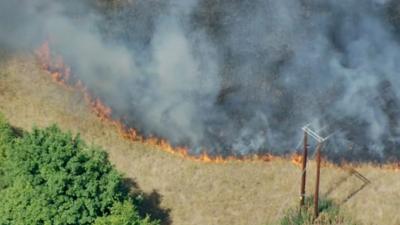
(1, 0), (400, 161)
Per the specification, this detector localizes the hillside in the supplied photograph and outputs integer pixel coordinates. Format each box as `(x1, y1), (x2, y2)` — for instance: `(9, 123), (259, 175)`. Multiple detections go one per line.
(1, 55), (399, 225)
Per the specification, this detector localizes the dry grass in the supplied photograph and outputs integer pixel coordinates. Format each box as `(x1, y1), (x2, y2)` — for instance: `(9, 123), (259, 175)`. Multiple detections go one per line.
(0, 55), (399, 225)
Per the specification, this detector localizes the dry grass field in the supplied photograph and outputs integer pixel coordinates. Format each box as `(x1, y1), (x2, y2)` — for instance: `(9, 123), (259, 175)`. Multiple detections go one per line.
(0, 54), (399, 225)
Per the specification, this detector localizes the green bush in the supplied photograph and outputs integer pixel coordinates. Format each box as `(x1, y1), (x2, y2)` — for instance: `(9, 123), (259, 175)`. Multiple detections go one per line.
(279, 197), (356, 225)
(94, 201), (156, 225)
(0, 116), (158, 225)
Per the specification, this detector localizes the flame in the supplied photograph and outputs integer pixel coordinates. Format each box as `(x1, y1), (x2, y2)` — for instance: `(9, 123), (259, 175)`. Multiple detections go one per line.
(34, 41), (400, 168)
(382, 162), (400, 171)
(36, 42), (72, 90)
(291, 154), (303, 168)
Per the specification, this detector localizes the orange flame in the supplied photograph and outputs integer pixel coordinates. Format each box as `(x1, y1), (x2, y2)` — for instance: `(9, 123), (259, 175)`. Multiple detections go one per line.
(291, 154), (303, 168)
(36, 42), (72, 90)
(34, 41), (400, 168)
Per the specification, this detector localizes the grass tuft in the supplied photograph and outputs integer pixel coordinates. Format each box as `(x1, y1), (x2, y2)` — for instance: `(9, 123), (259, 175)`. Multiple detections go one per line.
(279, 196), (357, 225)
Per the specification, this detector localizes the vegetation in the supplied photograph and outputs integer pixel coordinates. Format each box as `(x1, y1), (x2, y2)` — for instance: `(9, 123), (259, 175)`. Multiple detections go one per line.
(279, 197), (356, 225)
(0, 114), (158, 225)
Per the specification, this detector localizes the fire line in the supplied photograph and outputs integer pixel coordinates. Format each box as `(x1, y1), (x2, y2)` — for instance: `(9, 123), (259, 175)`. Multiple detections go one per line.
(35, 41), (400, 169)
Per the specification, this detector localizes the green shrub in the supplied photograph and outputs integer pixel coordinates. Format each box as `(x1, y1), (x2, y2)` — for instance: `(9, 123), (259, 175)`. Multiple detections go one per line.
(0, 113), (13, 189)
(94, 201), (156, 225)
(0, 113), (13, 143)
(279, 197), (356, 225)
(0, 117), (158, 225)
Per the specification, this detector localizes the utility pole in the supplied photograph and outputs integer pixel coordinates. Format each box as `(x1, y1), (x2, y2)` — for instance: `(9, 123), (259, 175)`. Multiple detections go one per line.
(300, 131), (308, 207)
(301, 124), (332, 219)
(314, 143), (323, 218)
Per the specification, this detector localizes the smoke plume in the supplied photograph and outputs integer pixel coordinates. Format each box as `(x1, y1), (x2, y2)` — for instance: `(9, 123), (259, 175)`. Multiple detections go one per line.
(2, 0), (400, 162)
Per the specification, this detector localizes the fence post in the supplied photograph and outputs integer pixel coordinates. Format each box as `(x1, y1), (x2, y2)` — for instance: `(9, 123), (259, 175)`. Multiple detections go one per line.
(314, 143), (323, 218)
(300, 131), (308, 207)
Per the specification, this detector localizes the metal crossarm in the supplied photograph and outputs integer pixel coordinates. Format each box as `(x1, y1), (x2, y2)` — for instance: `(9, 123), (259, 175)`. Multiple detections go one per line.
(302, 124), (332, 143)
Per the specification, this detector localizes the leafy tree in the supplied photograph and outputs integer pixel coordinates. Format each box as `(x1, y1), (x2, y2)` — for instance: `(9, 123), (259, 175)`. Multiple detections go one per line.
(0, 116), (158, 225)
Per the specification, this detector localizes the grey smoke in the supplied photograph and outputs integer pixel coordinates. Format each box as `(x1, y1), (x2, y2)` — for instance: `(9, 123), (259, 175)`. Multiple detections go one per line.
(1, 0), (400, 161)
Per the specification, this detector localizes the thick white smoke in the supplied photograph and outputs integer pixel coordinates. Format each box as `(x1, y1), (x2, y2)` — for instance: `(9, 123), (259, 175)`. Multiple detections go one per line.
(1, 0), (400, 161)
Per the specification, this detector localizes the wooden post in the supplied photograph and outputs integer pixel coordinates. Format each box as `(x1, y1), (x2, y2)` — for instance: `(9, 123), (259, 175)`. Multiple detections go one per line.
(314, 143), (323, 218)
(300, 131), (308, 207)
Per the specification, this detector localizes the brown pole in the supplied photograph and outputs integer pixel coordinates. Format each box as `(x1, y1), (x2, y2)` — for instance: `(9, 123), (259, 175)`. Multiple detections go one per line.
(300, 131), (308, 207)
(314, 143), (323, 218)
